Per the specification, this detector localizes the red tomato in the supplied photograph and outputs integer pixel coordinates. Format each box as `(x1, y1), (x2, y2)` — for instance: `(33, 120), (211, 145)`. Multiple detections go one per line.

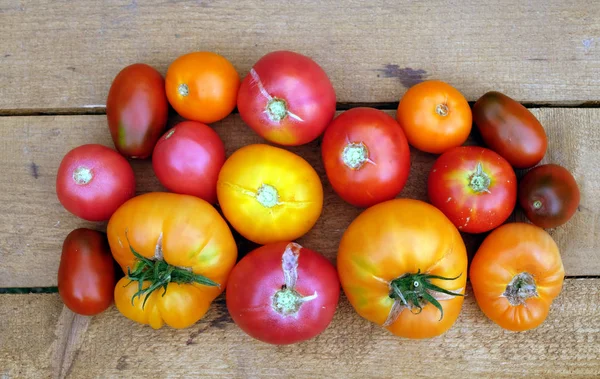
(226, 242), (340, 345)
(58, 228), (116, 316)
(106, 63), (169, 159)
(518, 164), (580, 228)
(56, 144), (136, 221)
(428, 146), (517, 233)
(152, 121), (226, 203)
(237, 51), (336, 146)
(321, 107), (411, 207)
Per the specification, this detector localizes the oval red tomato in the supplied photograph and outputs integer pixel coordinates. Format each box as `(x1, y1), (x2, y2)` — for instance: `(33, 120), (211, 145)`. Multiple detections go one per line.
(518, 164), (580, 228)
(237, 51), (336, 146)
(152, 121), (226, 204)
(56, 144), (136, 221)
(226, 242), (340, 345)
(428, 146), (517, 233)
(321, 107), (410, 207)
(106, 63), (169, 159)
(473, 91), (547, 169)
(58, 228), (116, 316)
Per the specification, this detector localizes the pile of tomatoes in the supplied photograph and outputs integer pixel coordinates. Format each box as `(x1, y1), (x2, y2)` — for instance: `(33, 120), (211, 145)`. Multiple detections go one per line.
(55, 50), (580, 344)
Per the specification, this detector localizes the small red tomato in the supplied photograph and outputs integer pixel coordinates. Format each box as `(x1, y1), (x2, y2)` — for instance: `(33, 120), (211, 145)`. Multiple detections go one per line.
(152, 121), (226, 203)
(428, 146), (517, 233)
(518, 164), (580, 228)
(237, 51), (336, 146)
(58, 228), (116, 316)
(226, 242), (340, 345)
(106, 63), (169, 159)
(321, 107), (411, 207)
(56, 144), (136, 221)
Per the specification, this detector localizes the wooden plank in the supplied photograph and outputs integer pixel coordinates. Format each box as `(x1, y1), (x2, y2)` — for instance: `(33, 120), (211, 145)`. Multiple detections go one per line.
(1, 0), (599, 112)
(0, 108), (598, 287)
(1, 279), (599, 378)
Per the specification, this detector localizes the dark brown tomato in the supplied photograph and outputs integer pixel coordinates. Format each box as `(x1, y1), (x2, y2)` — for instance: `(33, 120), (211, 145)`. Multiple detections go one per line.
(473, 91), (547, 169)
(106, 63), (169, 159)
(58, 228), (116, 316)
(518, 164), (580, 228)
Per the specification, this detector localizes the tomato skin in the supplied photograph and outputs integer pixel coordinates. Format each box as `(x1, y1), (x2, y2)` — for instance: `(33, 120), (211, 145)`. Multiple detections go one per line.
(152, 121), (225, 203)
(237, 51), (336, 146)
(58, 228), (116, 316)
(428, 146), (517, 233)
(473, 91), (547, 169)
(108, 192), (237, 329)
(396, 80), (472, 154)
(518, 164), (580, 228)
(321, 107), (411, 208)
(337, 199), (468, 339)
(56, 144), (136, 221)
(106, 63), (169, 159)
(226, 242), (340, 345)
(217, 144), (323, 245)
(470, 223), (564, 331)
(165, 52), (240, 123)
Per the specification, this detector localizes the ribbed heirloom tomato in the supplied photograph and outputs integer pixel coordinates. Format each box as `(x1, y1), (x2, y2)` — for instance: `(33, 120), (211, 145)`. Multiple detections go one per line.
(470, 223), (565, 331)
(217, 144), (323, 245)
(107, 192), (237, 329)
(337, 199), (468, 339)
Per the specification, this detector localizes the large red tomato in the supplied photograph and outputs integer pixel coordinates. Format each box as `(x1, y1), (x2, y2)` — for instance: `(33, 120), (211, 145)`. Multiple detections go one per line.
(237, 51), (336, 146)
(58, 228), (116, 316)
(321, 107), (410, 207)
(226, 242), (340, 345)
(152, 121), (225, 203)
(428, 146), (517, 233)
(56, 144), (136, 221)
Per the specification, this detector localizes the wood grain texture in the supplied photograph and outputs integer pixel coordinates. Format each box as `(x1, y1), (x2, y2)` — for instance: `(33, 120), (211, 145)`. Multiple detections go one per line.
(1, 109), (598, 287)
(1, 0), (599, 112)
(1, 279), (599, 378)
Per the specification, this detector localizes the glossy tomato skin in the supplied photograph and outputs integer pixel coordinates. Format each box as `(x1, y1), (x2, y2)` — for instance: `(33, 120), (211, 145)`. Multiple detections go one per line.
(396, 80), (471, 154)
(473, 91), (547, 169)
(217, 144), (323, 245)
(108, 192), (237, 329)
(165, 52), (240, 123)
(56, 144), (136, 221)
(58, 228), (116, 316)
(338, 199), (468, 339)
(106, 63), (169, 159)
(152, 121), (225, 203)
(428, 146), (517, 233)
(518, 164), (580, 228)
(226, 242), (340, 345)
(237, 51), (336, 146)
(321, 107), (411, 208)
(470, 223), (564, 331)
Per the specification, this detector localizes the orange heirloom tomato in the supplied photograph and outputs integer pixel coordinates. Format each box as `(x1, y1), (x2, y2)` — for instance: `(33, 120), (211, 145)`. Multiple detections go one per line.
(337, 199), (468, 339)
(470, 223), (564, 332)
(107, 192), (237, 329)
(165, 51), (240, 123)
(217, 144), (323, 245)
(396, 80), (472, 154)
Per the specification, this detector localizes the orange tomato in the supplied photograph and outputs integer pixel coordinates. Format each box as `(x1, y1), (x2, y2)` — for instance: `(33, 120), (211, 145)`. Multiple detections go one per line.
(470, 222), (564, 332)
(396, 80), (472, 154)
(337, 199), (468, 339)
(217, 144), (323, 245)
(107, 192), (237, 329)
(165, 51), (240, 123)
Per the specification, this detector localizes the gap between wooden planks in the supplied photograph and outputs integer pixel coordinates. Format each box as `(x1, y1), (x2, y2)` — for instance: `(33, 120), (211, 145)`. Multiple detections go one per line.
(0, 109), (599, 288)
(1, 0), (599, 111)
(1, 279), (599, 378)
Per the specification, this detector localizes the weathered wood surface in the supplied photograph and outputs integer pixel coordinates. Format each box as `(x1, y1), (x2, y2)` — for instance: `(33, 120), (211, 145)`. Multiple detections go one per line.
(1, 109), (598, 287)
(1, 279), (599, 378)
(1, 0), (600, 112)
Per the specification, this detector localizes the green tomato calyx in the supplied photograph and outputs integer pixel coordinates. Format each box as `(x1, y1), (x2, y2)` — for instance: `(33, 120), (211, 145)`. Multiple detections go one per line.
(503, 272), (538, 306)
(469, 162), (491, 193)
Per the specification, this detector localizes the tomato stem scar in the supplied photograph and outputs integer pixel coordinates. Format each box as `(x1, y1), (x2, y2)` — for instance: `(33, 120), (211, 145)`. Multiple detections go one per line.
(469, 162), (491, 193)
(256, 183), (279, 208)
(165, 129), (176, 140)
(342, 142), (369, 170)
(436, 103), (449, 117)
(272, 243), (317, 316)
(503, 272), (538, 306)
(178, 83), (189, 97)
(266, 98), (288, 122)
(72, 167), (93, 185)
(533, 200), (543, 209)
